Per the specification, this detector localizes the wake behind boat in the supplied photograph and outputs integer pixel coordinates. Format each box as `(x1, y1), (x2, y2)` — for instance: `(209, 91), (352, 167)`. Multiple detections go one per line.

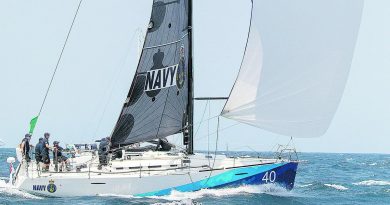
(7, 0), (363, 198)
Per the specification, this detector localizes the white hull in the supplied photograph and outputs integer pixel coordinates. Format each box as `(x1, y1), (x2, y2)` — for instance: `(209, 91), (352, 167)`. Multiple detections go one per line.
(13, 151), (298, 197)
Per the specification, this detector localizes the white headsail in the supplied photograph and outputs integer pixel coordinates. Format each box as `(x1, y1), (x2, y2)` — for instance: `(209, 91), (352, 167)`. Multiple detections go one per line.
(222, 0), (364, 137)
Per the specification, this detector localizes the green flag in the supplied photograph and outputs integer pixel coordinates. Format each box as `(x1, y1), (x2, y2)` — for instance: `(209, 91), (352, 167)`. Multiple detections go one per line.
(29, 116), (39, 134)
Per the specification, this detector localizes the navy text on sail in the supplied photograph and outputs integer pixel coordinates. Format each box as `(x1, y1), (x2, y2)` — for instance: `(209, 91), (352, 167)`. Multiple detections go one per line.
(144, 64), (178, 91)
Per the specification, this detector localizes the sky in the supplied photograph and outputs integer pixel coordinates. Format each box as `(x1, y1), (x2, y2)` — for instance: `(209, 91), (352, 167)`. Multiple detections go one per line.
(0, 0), (389, 154)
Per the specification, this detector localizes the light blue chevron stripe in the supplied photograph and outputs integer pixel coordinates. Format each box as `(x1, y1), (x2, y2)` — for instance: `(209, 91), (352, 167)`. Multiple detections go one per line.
(137, 162), (287, 197)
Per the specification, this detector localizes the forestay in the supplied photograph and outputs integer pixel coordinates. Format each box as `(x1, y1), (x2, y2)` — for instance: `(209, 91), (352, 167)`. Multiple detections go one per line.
(111, 0), (190, 146)
(222, 0), (364, 137)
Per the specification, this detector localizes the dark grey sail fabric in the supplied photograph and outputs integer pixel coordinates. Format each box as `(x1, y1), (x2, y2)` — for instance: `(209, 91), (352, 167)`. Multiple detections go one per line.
(111, 0), (190, 146)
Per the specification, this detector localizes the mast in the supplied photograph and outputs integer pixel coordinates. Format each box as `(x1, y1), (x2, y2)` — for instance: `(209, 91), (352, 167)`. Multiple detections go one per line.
(187, 0), (194, 154)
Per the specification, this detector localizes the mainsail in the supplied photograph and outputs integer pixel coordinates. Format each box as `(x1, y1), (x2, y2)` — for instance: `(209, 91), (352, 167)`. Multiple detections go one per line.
(111, 0), (190, 146)
(222, 0), (364, 137)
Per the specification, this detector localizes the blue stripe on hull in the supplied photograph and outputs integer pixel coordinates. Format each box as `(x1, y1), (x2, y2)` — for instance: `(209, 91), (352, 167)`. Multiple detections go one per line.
(137, 162), (298, 197)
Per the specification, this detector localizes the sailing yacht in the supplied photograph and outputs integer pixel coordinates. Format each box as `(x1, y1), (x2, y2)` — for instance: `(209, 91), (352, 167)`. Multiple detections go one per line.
(8, 0), (363, 197)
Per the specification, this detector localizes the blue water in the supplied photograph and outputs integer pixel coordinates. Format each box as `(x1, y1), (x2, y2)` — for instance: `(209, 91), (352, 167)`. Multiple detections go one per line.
(1, 148), (389, 205)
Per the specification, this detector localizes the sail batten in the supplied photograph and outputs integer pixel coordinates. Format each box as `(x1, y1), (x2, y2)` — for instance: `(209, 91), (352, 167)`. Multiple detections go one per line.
(111, 0), (190, 146)
(222, 0), (364, 138)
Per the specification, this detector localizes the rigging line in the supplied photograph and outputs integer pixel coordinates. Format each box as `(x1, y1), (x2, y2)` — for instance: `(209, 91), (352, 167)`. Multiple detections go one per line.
(205, 116), (220, 184)
(194, 100), (209, 138)
(245, 146), (262, 157)
(92, 28), (143, 140)
(193, 114), (219, 127)
(111, 3), (153, 141)
(195, 122), (240, 141)
(290, 137), (297, 150)
(36, 0), (83, 121)
(207, 100), (211, 166)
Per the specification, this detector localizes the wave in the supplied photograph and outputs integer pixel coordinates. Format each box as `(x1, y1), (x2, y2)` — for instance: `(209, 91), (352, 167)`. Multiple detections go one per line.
(97, 193), (140, 199)
(99, 184), (296, 201)
(151, 199), (201, 205)
(353, 180), (390, 186)
(296, 184), (313, 188)
(324, 184), (348, 191)
(149, 184), (295, 201)
(0, 180), (42, 199)
(99, 193), (220, 205)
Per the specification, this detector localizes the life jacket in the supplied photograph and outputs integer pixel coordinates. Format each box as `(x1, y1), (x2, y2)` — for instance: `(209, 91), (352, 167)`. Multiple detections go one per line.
(35, 142), (42, 156)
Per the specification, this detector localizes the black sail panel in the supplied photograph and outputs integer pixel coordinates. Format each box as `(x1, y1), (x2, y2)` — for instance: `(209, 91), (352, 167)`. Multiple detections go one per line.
(111, 0), (190, 146)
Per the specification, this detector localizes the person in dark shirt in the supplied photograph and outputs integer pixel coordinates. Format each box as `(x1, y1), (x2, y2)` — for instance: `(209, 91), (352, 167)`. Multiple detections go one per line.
(35, 138), (44, 164)
(148, 138), (175, 151)
(98, 137), (111, 169)
(41, 132), (51, 171)
(52, 141), (69, 172)
(20, 134), (31, 162)
(156, 138), (175, 151)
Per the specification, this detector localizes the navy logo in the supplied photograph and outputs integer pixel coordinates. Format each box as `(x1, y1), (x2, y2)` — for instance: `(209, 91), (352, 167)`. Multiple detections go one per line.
(47, 180), (57, 193)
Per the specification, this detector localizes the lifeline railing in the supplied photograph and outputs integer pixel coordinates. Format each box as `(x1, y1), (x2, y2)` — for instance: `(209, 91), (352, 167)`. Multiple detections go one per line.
(20, 150), (284, 182)
(24, 149), (98, 179)
(23, 150), (198, 180)
(274, 144), (299, 162)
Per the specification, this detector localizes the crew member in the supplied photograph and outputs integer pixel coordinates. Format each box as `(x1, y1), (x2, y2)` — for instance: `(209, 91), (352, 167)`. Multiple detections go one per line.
(41, 132), (51, 171)
(157, 138), (175, 151)
(53, 141), (69, 172)
(35, 137), (44, 164)
(20, 134), (32, 162)
(98, 137), (111, 169)
(149, 138), (175, 151)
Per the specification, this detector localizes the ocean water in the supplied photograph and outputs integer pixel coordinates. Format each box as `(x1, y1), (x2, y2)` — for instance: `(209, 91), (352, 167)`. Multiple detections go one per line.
(1, 148), (389, 205)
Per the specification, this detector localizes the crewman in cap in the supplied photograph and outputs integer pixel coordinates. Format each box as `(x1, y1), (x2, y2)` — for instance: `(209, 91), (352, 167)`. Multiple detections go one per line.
(98, 137), (111, 170)
(35, 137), (44, 168)
(53, 141), (69, 172)
(41, 132), (51, 171)
(20, 133), (32, 162)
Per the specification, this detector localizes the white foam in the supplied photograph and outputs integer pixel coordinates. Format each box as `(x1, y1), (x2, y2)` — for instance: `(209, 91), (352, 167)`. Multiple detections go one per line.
(97, 193), (140, 199)
(297, 184), (313, 188)
(152, 199), (200, 205)
(353, 180), (390, 186)
(324, 184), (348, 191)
(149, 184), (294, 201)
(98, 193), (200, 205)
(369, 163), (377, 166)
(0, 180), (42, 199)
